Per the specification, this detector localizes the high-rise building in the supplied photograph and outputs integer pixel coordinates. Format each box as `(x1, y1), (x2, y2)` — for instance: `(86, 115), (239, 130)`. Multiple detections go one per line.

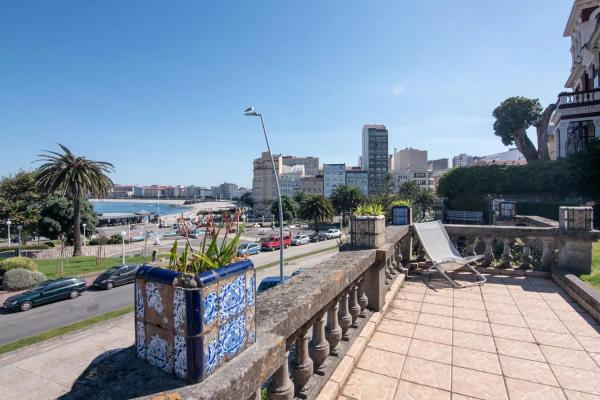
(252, 151), (284, 216)
(323, 163), (346, 197)
(428, 158), (449, 171)
(282, 156), (319, 177)
(300, 175), (324, 195)
(391, 148), (434, 191)
(452, 153), (475, 168)
(345, 167), (368, 195)
(362, 125), (389, 194)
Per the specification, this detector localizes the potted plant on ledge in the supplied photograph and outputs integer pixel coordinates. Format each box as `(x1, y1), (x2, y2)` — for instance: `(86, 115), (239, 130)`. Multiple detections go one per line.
(350, 203), (386, 249)
(134, 213), (256, 383)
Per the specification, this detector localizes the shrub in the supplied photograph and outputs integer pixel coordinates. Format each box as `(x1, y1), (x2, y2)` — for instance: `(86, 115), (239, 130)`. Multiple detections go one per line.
(0, 243), (50, 252)
(3, 268), (46, 290)
(0, 257), (38, 272)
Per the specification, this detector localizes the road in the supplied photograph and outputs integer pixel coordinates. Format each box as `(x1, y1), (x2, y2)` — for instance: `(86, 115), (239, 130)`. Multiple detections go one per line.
(0, 239), (339, 345)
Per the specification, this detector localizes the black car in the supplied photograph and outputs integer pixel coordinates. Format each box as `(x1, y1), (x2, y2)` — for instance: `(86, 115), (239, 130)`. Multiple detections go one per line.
(93, 264), (140, 289)
(3, 277), (87, 312)
(309, 232), (328, 242)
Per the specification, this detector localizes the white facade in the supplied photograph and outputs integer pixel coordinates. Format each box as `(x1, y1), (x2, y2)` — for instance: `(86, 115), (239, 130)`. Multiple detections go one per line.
(345, 169), (368, 195)
(391, 148), (434, 191)
(279, 165), (305, 198)
(323, 163), (346, 197)
(552, 0), (600, 158)
(252, 151), (284, 216)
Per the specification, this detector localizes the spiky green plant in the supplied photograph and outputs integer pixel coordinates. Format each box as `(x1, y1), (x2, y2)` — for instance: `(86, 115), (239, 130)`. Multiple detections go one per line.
(354, 203), (384, 216)
(391, 199), (412, 207)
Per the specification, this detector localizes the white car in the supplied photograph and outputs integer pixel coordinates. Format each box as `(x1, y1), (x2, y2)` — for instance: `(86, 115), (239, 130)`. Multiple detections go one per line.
(324, 229), (342, 239)
(291, 234), (310, 246)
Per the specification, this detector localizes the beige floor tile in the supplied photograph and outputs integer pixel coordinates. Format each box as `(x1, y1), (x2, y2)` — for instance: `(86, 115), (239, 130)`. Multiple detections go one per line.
(400, 356), (451, 391)
(378, 319), (416, 338)
(562, 320), (600, 338)
(453, 291), (483, 301)
(453, 307), (488, 322)
(356, 347), (406, 379)
(392, 299), (422, 312)
(452, 346), (501, 374)
(485, 302), (521, 315)
(452, 366), (508, 400)
(397, 291), (426, 302)
(540, 345), (599, 371)
(499, 355), (559, 386)
(515, 299), (551, 309)
(417, 313), (453, 330)
(564, 390), (600, 399)
(394, 380), (450, 400)
(368, 331), (411, 355)
(559, 311), (597, 323)
(453, 298), (486, 311)
(342, 368), (398, 400)
(453, 331), (496, 353)
(576, 336), (600, 353)
(540, 292), (575, 303)
(487, 311), (528, 327)
(403, 285), (427, 294)
(491, 323), (535, 343)
(413, 325), (453, 346)
(531, 329), (584, 350)
(453, 318), (492, 336)
(523, 315), (569, 333)
(330, 356), (356, 384)
(483, 294), (516, 305)
(505, 377), (566, 400)
(551, 364), (600, 395)
(519, 307), (560, 320)
(547, 301), (585, 313)
(407, 338), (452, 364)
(386, 309), (419, 324)
(451, 395), (481, 400)
(420, 303), (453, 317)
(494, 337), (545, 362)
(423, 294), (453, 306)
(590, 352), (600, 367)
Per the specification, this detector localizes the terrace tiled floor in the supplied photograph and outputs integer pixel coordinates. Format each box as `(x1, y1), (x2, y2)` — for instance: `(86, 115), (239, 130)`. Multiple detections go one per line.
(338, 273), (600, 400)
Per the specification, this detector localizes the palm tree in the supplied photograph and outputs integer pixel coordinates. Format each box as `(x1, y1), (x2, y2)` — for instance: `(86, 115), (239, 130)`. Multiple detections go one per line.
(413, 189), (435, 221)
(36, 144), (114, 256)
(330, 185), (365, 226)
(298, 194), (334, 232)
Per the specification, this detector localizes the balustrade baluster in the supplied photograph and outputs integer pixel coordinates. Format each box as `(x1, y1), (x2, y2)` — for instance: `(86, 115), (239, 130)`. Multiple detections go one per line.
(338, 292), (352, 341)
(268, 352), (294, 400)
(325, 301), (342, 356)
(349, 284), (361, 328)
(384, 258), (391, 285)
(394, 244), (403, 271)
(500, 238), (513, 268)
(291, 326), (313, 399)
(466, 237), (477, 256)
(541, 238), (555, 269)
(483, 237), (494, 267)
(417, 241), (426, 261)
(309, 311), (329, 375)
(520, 238), (533, 270)
(358, 277), (368, 318)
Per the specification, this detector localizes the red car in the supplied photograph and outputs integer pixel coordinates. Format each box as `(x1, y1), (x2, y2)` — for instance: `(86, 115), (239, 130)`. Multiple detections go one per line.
(260, 235), (291, 251)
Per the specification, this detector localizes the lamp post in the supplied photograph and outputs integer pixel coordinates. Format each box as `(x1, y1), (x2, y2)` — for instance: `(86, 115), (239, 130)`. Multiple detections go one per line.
(244, 106), (285, 283)
(82, 223), (87, 247)
(121, 230), (126, 265)
(17, 225), (23, 256)
(6, 219), (11, 247)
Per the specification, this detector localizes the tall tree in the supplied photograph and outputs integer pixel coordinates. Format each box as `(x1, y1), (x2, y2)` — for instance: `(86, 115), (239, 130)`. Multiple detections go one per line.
(293, 191), (308, 205)
(298, 195), (334, 232)
(0, 171), (43, 244)
(240, 192), (254, 208)
(330, 184), (365, 226)
(270, 196), (299, 223)
(36, 144), (114, 256)
(38, 195), (98, 244)
(398, 181), (420, 201)
(493, 97), (557, 162)
(413, 189), (435, 220)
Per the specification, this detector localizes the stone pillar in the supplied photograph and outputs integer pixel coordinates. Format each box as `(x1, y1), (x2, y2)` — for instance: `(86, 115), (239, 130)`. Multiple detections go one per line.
(520, 238), (533, 270)
(325, 301), (342, 356)
(291, 326), (313, 398)
(541, 238), (556, 269)
(557, 237), (593, 275)
(500, 238), (513, 269)
(365, 251), (386, 311)
(309, 311), (329, 375)
(268, 352), (294, 400)
(482, 237), (494, 267)
(400, 234), (412, 267)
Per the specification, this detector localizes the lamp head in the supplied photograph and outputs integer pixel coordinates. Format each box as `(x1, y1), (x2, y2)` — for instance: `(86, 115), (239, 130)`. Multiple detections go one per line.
(244, 106), (260, 117)
(121, 231), (127, 237)
(6, 219), (11, 226)
(82, 223), (87, 228)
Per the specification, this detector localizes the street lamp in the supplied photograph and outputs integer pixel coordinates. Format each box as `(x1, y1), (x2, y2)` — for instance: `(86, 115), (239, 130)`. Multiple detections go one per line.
(244, 106), (285, 283)
(82, 223), (87, 247)
(121, 230), (127, 265)
(6, 219), (11, 247)
(17, 225), (22, 256)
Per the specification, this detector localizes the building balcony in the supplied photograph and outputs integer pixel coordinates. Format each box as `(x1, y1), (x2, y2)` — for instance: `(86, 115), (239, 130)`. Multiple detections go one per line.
(557, 88), (600, 109)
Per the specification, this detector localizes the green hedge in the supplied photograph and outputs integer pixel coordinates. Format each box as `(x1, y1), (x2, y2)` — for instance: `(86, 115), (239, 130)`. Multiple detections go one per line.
(0, 244), (50, 252)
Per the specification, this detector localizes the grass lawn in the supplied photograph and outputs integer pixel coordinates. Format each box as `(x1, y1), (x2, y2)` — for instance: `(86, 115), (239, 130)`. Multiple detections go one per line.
(37, 255), (146, 279)
(580, 241), (600, 290)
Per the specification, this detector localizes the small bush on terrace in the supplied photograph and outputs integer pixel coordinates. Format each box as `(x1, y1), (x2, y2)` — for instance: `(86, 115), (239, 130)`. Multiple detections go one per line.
(3, 268), (46, 290)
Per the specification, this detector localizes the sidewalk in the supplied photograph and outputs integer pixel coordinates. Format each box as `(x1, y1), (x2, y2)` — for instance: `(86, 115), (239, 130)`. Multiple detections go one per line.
(0, 314), (133, 399)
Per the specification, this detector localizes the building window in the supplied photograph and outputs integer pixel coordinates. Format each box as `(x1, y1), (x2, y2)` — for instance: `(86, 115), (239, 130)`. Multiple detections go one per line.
(566, 120), (595, 154)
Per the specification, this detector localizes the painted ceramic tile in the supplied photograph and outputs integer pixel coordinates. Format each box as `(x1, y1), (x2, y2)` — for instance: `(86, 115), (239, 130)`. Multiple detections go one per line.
(218, 274), (246, 321)
(246, 271), (255, 307)
(173, 287), (186, 334)
(219, 313), (246, 361)
(173, 335), (187, 379)
(246, 307), (256, 345)
(135, 320), (145, 359)
(203, 328), (221, 377)
(201, 285), (219, 333)
(145, 325), (173, 374)
(135, 279), (145, 320)
(144, 281), (174, 330)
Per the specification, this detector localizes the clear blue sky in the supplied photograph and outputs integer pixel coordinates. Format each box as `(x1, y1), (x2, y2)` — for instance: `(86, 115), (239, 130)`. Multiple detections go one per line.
(0, 0), (572, 187)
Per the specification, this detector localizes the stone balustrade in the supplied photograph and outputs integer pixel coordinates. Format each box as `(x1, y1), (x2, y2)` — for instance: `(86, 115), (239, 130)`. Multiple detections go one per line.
(558, 88), (600, 107)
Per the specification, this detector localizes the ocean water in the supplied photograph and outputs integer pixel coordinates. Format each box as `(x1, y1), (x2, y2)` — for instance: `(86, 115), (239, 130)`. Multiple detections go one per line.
(90, 201), (191, 216)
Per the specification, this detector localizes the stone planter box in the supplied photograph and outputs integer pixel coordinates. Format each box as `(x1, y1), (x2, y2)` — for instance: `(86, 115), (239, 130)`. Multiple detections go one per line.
(350, 215), (386, 249)
(134, 260), (256, 383)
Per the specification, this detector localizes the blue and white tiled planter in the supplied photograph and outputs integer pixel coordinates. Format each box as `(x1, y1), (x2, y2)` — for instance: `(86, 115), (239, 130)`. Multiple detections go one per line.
(134, 260), (256, 383)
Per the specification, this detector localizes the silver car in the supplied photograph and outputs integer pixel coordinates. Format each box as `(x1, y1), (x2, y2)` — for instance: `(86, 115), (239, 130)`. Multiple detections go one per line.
(291, 234), (310, 245)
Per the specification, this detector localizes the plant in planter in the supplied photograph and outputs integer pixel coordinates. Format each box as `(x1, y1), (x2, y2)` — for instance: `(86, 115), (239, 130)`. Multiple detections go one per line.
(350, 203), (386, 249)
(134, 212), (256, 383)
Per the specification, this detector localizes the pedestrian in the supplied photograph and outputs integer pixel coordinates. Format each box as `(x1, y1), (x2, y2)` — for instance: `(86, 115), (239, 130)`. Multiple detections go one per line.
(152, 247), (158, 263)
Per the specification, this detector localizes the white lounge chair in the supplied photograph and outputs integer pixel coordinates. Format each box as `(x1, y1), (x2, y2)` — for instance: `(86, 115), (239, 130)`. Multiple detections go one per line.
(413, 220), (487, 288)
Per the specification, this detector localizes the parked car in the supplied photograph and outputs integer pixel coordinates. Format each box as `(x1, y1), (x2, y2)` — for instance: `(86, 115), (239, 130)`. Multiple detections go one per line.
(325, 229), (342, 239)
(257, 276), (289, 293)
(92, 264), (140, 290)
(3, 277), (87, 312)
(237, 242), (261, 256)
(291, 234), (310, 246)
(260, 235), (292, 251)
(309, 232), (328, 242)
